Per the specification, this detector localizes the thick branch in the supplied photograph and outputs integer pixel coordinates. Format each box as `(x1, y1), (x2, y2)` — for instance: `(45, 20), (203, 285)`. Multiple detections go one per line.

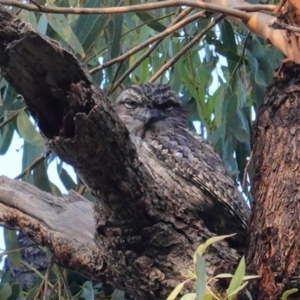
(0, 176), (105, 280)
(207, 0), (300, 63)
(0, 5), (151, 223)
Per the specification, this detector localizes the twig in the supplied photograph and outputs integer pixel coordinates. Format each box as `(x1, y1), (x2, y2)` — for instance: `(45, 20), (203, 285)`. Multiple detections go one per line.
(77, 184), (86, 195)
(270, 21), (300, 33)
(58, 267), (72, 300)
(242, 150), (252, 190)
(228, 31), (251, 84)
(149, 14), (226, 82)
(91, 10), (212, 75)
(0, 0), (255, 20)
(0, 244), (33, 257)
(21, 259), (54, 288)
(273, 0), (286, 14)
(108, 7), (197, 94)
(29, 0), (42, 10)
(0, 109), (22, 130)
(43, 255), (55, 300)
(14, 149), (52, 180)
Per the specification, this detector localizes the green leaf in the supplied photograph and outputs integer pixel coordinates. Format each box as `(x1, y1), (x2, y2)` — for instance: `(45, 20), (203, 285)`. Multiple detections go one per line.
(0, 124), (14, 155)
(179, 293), (196, 300)
(214, 273), (233, 279)
(19, 10), (38, 28)
(8, 283), (21, 300)
(72, 0), (110, 62)
(57, 166), (76, 191)
(230, 108), (250, 143)
(110, 6), (123, 60)
(167, 279), (191, 300)
(25, 287), (39, 300)
(81, 281), (94, 300)
(47, 12), (85, 58)
(227, 256), (246, 300)
(111, 288), (125, 300)
(200, 294), (214, 300)
(227, 282), (248, 299)
(17, 110), (44, 147)
(37, 13), (48, 35)
(242, 275), (260, 280)
(136, 12), (168, 33)
(245, 289), (253, 300)
(33, 161), (52, 193)
(0, 283), (12, 300)
(195, 254), (206, 300)
(194, 234), (236, 258)
(3, 229), (22, 267)
(282, 288), (298, 300)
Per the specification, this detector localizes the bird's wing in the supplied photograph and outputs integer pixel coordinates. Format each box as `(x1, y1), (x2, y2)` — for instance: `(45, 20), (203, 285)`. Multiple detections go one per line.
(145, 126), (250, 231)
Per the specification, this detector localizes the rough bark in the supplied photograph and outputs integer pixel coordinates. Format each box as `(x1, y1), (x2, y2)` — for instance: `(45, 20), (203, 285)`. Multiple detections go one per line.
(0, 176), (104, 279)
(0, 5), (245, 299)
(247, 63), (300, 299)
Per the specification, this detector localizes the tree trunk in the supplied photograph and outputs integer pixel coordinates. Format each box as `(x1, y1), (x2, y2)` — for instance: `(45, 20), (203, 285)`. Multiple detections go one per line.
(247, 62), (300, 299)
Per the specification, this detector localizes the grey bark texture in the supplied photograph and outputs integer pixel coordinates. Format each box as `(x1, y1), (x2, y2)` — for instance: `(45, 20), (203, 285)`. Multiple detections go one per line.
(0, 5), (247, 299)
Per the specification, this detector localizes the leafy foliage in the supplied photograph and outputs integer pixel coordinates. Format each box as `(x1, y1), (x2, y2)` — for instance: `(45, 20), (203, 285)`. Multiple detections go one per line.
(0, 0), (284, 298)
(167, 234), (259, 300)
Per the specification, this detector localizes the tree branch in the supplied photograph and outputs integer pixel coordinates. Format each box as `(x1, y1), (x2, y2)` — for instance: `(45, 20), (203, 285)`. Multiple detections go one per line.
(91, 10), (217, 74)
(149, 14), (225, 83)
(0, 0), (252, 20)
(0, 176), (105, 281)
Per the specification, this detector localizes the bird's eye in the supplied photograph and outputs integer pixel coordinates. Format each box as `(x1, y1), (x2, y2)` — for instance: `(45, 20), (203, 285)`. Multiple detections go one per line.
(125, 100), (137, 109)
(164, 101), (174, 111)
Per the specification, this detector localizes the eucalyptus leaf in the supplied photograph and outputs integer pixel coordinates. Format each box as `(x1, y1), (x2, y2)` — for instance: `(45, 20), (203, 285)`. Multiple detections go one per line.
(195, 254), (206, 300)
(17, 110), (44, 147)
(0, 283), (12, 300)
(47, 12), (85, 58)
(227, 256), (246, 300)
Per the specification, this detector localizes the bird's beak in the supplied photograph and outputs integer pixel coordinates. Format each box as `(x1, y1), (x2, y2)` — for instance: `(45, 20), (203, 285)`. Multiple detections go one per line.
(145, 108), (166, 124)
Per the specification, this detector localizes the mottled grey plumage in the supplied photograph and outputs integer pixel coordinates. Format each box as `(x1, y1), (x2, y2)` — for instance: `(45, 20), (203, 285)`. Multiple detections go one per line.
(115, 83), (249, 242)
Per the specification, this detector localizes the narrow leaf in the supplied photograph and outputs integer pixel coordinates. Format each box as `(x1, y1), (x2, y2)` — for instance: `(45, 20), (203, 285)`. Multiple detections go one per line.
(226, 281), (248, 299)
(167, 279), (191, 300)
(195, 254), (206, 300)
(214, 274), (233, 279)
(17, 110), (44, 147)
(201, 294), (214, 300)
(195, 234), (236, 258)
(179, 293), (196, 300)
(3, 229), (22, 267)
(282, 288), (298, 300)
(136, 12), (168, 33)
(0, 283), (12, 300)
(227, 256), (246, 300)
(47, 12), (85, 58)
(111, 288), (125, 300)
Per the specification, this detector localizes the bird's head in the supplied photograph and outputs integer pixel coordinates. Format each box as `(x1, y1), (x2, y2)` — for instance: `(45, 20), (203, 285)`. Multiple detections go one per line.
(114, 83), (187, 137)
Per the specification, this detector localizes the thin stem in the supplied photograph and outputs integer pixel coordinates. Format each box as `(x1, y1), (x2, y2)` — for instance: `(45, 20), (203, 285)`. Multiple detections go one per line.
(77, 184), (86, 195)
(43, 256), (55, 300)
(108, 7), (197, 94)
(0, 0), (255, 20)
(0, 109), (22, 130)
(88, 12), (175, 63)
(14, 149), (52, 180)
(149, 14), (226, 82)
(91, 10), (212, 75)
(228, 31), (251, 83)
